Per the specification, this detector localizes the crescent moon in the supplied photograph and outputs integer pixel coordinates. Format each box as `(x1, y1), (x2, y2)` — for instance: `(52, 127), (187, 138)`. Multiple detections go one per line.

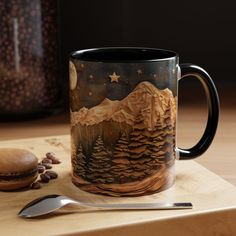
(69, 61), (78, 90)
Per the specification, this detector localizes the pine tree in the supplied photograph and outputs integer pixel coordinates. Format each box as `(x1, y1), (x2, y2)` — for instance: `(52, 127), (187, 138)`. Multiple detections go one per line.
(148, 102), (175, 166)
(87, 136), (113, 183)
(129, 115), (152, 180)
(162, 103), (175, 165)
(111, 133), (132, 183)
(71, 142), (77, 169)
(129, 115), (150, 159)
(148, 124), (166, 164)
(74, 144), (86, 179)
(113, 133), (130, 158)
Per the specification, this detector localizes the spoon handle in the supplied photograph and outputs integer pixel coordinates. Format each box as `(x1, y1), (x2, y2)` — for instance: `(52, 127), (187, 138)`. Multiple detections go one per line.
(76, 202), (193, 210)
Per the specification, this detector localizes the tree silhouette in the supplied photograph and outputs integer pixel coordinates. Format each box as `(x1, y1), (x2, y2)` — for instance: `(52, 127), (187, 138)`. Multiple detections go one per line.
(128, 115), (153, 180)
(87, 136), (113, 183)
(148, 124), (166, 165)
(113, 133), (130, 158)
(73, 144), (86, 179)
(161, 104), (175, 165)
(111, 133), (132, 183)
(148, 103), (175, 166)
(71, 142), (77, 167)
(129, 115), (150, 158)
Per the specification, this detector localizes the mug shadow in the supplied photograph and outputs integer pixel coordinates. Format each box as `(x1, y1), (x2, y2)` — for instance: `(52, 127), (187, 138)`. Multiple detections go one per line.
(58, 171), (181, 202)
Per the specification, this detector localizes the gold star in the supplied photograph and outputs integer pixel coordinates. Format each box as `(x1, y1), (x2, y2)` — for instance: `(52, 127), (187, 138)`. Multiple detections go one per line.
(109, 72), (120, 83)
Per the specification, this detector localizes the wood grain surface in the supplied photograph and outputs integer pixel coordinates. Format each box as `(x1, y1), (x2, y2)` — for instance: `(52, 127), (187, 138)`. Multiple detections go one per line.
(0, 135), (236, 236)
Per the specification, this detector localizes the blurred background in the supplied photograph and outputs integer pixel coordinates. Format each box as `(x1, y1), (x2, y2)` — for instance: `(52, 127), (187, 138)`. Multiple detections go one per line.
(60, 0), (236, 108)
(0, 0), (235, 138)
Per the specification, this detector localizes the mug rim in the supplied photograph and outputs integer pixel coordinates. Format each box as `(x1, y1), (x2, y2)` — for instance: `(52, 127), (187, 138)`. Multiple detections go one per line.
(70, 47), (178, 63)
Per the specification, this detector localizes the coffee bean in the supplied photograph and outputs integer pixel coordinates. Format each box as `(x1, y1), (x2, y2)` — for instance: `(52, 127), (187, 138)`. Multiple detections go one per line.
(45, 170), (58, 179)
(52, 159), (61, 164)
(45, 152), (61, 164)
(42, 158), (52, 164)
(45, 152), (55, 159)
(40, 173), (50, 183)
(31, 182), (41, 189)
(37, 164), (46, 173)
(42, 163), (52, 169)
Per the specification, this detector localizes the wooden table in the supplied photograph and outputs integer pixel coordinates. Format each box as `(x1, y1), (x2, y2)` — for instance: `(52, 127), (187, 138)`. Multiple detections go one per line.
(0, 106), (235, 235)
(1, 135), (236, 236)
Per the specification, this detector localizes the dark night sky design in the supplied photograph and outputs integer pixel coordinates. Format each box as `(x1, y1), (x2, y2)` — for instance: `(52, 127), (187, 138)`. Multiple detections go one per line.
(70, 59), (177, 111)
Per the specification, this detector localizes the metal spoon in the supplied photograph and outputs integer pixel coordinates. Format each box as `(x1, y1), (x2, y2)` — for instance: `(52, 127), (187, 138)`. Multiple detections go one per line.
(18, 194), (192, 218)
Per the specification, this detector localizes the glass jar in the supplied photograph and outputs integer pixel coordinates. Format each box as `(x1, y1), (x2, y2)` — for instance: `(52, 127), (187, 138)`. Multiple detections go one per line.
(0, 0), (62, 120)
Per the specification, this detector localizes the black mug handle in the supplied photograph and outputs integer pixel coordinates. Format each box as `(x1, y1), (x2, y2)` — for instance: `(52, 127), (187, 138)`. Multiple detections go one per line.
(177, 64), (220, 160)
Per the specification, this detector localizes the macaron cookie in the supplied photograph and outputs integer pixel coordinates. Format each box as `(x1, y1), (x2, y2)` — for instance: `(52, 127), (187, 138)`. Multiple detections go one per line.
(0, 148), (38, 191)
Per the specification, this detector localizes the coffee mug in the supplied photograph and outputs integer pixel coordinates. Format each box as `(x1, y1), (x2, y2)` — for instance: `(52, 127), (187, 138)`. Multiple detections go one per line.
(69, 47), (219, 197)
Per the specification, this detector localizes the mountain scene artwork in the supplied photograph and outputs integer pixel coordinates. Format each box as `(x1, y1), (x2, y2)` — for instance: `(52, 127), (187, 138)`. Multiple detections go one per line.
(70, 60), (177, 196)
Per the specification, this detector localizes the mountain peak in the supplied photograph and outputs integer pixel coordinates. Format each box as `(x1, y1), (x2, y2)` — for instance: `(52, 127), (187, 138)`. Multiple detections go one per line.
(100, 98), (114, 105)
(135, 81), (156, 90)
(134, 81), (173, 100)
(71, 81), (176, 130)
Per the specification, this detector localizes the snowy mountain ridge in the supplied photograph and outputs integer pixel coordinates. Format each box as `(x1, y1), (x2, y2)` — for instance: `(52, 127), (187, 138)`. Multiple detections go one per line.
(71, 81), (176, 131)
